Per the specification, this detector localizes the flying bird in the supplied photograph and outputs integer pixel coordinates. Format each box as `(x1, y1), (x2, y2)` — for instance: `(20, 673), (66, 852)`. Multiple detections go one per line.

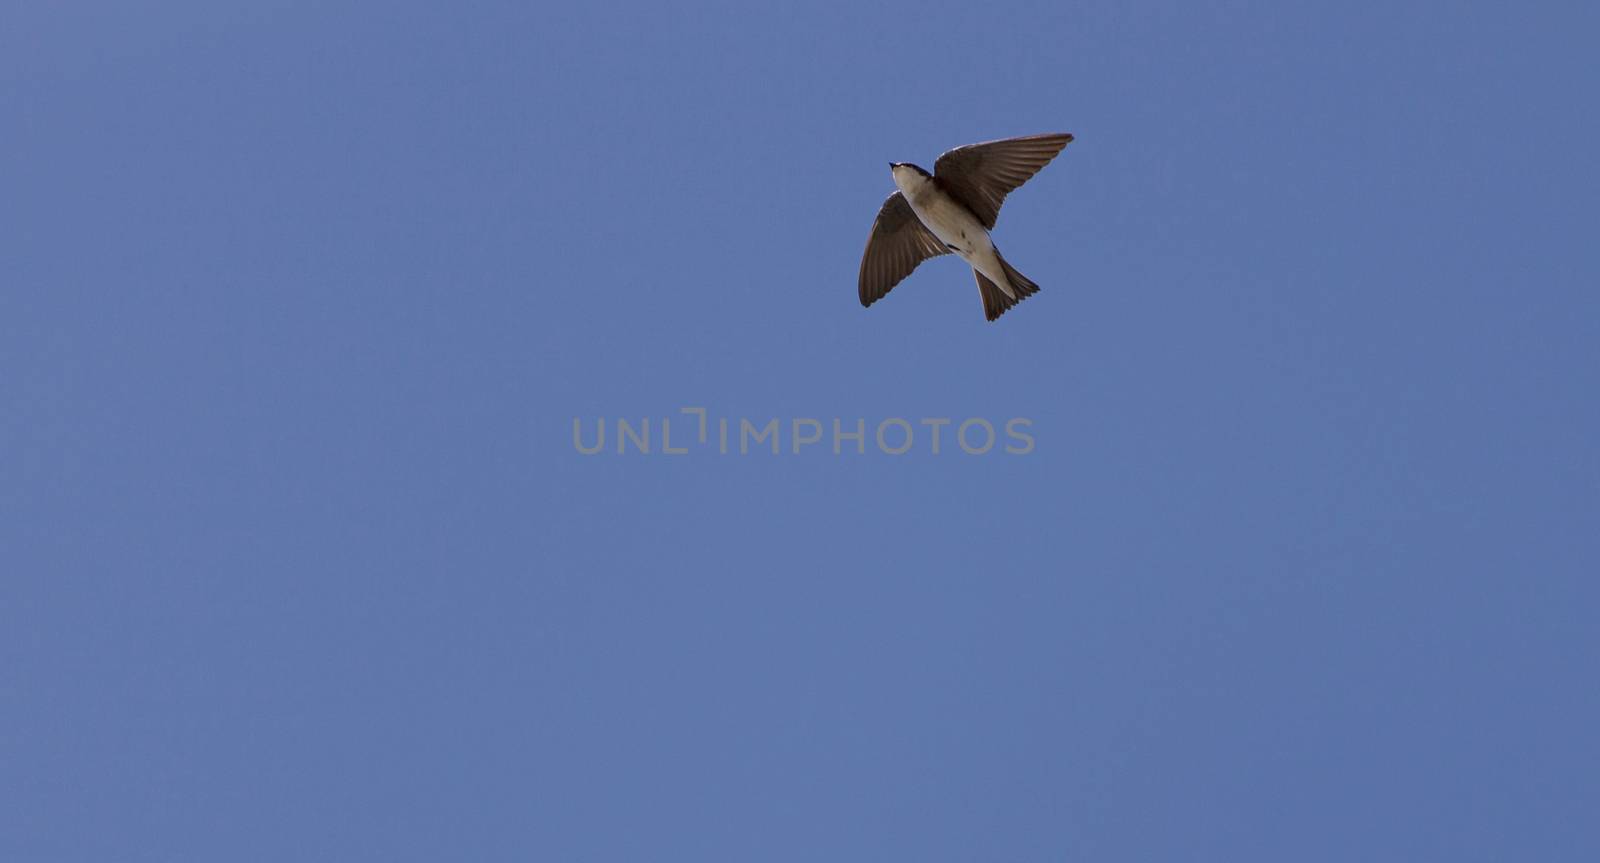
(858, 133), (1073, 321)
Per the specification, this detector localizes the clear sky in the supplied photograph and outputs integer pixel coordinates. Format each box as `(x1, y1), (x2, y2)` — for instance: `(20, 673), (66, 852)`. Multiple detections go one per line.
(5, 1), (1599, 860)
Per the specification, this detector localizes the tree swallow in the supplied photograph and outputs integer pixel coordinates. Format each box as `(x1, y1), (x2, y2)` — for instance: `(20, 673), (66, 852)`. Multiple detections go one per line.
(859, 133), (1073, 321)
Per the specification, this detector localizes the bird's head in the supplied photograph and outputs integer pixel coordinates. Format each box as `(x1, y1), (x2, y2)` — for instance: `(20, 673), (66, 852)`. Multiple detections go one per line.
(889, 162), (930, 193)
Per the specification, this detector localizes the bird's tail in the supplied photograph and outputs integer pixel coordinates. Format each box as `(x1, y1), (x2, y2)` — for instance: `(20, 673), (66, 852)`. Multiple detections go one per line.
(975, 248), (1040, 321)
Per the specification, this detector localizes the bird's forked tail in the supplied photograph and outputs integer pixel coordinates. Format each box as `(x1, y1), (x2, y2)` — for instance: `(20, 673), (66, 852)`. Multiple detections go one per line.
(975, 248), (1040, 322)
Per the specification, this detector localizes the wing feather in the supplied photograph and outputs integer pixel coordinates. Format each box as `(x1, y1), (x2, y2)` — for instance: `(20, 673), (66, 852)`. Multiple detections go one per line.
(932, 133), (1073, 229)
(858, 192), (950, 307)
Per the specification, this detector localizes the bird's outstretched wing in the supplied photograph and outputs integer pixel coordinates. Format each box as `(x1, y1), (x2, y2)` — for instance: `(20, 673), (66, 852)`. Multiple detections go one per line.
(932, 133), (1073, 230)
(859, 192), (950, 307)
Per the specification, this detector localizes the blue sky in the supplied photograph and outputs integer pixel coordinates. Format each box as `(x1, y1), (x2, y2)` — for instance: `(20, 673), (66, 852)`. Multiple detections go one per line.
(4, 1), (1599, 859)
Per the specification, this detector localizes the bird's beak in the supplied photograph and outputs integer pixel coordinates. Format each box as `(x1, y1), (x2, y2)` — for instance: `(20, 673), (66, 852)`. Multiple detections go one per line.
(888, 162), (897, 169)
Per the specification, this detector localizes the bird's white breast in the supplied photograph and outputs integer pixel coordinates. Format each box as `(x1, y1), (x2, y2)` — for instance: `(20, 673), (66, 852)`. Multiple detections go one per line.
(892, 171), (1006, 289)
(899, 177), (993, 260)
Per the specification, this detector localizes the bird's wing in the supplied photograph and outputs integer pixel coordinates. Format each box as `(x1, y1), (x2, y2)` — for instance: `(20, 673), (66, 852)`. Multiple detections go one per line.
(932, 133), (1073, 230)
(859, 192), (951, 307)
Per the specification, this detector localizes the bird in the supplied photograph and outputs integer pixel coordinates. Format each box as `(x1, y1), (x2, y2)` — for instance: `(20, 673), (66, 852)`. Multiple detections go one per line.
(858, 133), (1073, 321)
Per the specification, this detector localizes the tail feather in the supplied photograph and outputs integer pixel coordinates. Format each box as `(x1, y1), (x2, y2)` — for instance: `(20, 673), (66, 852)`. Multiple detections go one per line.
(975, 249), (1041, 322)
